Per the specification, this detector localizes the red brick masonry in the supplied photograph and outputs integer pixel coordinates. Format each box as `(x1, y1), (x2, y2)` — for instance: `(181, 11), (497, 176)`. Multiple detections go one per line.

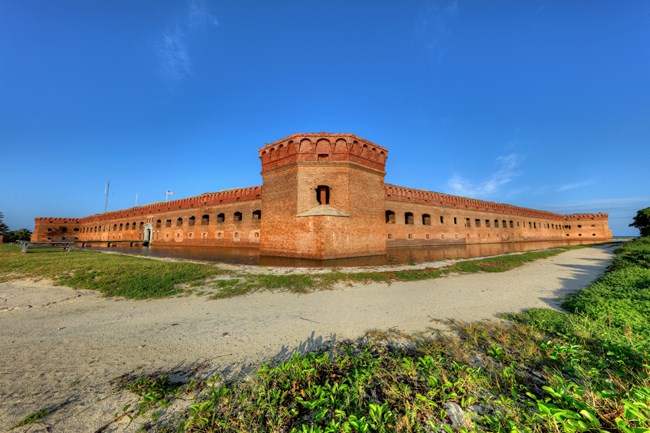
(33, 133), (612, 259)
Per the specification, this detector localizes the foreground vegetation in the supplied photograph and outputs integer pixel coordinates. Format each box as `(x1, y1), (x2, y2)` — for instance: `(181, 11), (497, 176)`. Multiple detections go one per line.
(0, 243), (582, 299)
(109, 239), (647, 432)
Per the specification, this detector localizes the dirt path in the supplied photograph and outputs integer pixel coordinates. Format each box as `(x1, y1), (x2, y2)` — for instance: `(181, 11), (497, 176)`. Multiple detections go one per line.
(0, 245), (615, 432)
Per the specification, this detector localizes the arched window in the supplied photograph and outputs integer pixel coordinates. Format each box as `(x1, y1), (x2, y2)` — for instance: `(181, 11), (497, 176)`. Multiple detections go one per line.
(252, 210), (262, 220)
(125, 222), (130, 230)
(405, 212), (414, 225)
(176, 217), (183, 227)
(422, 214), (431, 225)
(119, 223), (123, 231)
(156, 220), (162, 229)
(217, 213), (225, 223)
(494, 219), (499, 228)
(188, 216), (196, 226)
(385, 210), (395, 224)
(113, 224), (117, 231)
(316, 185), (330, 205)
(234, 211), (242, 222)
(201, 214), (209, 225)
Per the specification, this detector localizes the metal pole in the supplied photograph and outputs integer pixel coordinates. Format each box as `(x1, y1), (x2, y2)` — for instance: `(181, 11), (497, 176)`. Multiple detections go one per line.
(104, 180), (110, 213)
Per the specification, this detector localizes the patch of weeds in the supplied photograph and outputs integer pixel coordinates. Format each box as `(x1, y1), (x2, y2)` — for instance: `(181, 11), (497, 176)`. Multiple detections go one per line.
(12, 406), (56, 427)
(210, 279), (256, 299)
(115, 372), (185, 415)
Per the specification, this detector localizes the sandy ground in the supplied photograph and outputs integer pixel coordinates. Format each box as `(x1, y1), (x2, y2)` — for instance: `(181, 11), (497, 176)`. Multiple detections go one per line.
(0, 245), (615, 432)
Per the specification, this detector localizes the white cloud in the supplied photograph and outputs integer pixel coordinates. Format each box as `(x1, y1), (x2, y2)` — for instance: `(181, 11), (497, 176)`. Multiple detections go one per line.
(158, 28), (191, 83)
(556, 179), (596, 192)
(544, 197), (650, 214)
(157, 0), (218, 86)
(187, 0), (219, 29)
(416, 0), (460, 63)
(447, 153), (523, 198)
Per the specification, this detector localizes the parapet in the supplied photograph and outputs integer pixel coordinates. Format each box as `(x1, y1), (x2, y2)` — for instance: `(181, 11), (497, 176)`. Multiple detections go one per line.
(564, 213), (609, 221)
(259, 133), (388, 173)
(385, 184), (565, 220)
(80, 186), (262, 223)
(34, 217), (81, 224)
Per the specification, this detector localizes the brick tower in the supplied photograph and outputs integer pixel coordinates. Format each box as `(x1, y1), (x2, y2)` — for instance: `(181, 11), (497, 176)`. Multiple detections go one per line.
(258, 133), (388, 259)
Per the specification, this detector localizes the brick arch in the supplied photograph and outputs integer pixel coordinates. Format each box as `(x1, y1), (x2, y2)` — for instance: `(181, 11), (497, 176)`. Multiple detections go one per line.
(316, 138), (332, 154)
(334, 138), (348, 153)
(300, 138), (314, 152)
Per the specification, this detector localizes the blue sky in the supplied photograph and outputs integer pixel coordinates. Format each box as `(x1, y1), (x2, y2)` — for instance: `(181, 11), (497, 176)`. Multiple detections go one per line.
(1, 1), (648, 236)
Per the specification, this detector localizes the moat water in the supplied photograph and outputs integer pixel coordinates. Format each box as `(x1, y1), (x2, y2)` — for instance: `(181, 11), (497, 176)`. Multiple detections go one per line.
(89, 240), (602, 267)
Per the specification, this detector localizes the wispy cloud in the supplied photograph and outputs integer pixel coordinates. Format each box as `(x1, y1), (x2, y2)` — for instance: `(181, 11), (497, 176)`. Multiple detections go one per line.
(447, 153), (523, 198)
(416, 0), (460, 63)
(157, 0), (218, 86)
(159, 27), (191, 83)
(544, 197), (650, 214)
(188, 0), (219, 29)
(556, 179), (596, 192)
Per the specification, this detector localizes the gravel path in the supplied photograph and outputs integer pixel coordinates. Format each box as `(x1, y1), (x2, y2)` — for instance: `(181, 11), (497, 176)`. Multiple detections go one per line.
(0, 244), (615, 432)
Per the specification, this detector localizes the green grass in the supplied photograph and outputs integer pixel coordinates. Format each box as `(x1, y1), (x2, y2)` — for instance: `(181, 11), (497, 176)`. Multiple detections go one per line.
(0, 244), (224, 298)
(0, 243), (589, 299)
(12, 406), (56, 427)
(125, 239), (650, 432)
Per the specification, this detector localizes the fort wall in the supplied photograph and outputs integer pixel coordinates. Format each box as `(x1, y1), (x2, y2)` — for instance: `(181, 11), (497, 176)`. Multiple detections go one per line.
(32, 133), (612, 257)
(384, 184), (611, 245)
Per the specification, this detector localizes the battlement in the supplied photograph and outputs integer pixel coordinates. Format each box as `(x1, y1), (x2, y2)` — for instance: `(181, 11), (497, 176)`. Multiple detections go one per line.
(563, 213), (609, 221)
(80, 186), (262, 223)
(385, 184), (567, 220)
(258, 133), (388, 173)
(35, 217), (81, 224)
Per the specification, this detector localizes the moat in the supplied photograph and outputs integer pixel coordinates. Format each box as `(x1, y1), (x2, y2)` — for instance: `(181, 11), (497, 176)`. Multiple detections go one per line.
(90, 240), (602, 268)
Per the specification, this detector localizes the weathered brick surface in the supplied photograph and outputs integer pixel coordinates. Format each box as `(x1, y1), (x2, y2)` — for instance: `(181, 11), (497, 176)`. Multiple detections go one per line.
(32, 133), (612, 256)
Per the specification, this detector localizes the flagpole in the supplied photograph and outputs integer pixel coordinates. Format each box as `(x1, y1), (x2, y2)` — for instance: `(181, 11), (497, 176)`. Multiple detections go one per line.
(104, 180), (110, 213)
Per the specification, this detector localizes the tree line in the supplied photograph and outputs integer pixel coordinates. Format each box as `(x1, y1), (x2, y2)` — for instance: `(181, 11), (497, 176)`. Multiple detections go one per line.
(0, 212), (32, 242)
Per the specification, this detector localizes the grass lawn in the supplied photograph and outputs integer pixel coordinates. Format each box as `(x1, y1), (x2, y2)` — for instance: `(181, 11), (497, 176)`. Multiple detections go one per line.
(0, 243), (587, 299)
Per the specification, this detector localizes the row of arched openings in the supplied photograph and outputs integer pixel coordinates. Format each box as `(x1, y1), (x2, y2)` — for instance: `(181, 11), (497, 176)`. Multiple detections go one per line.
(155, 210), (262, 229)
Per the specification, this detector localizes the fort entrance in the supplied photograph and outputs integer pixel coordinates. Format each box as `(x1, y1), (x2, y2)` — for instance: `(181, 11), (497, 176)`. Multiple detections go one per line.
(143, 223), (153, 246)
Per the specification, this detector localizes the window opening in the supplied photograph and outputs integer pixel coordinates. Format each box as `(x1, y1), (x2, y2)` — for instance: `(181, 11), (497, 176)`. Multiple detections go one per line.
(316, 185), (330, 205)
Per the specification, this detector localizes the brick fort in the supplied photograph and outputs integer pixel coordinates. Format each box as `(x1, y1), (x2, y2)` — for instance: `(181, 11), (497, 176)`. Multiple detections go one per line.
(32, 133), (612, 259)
